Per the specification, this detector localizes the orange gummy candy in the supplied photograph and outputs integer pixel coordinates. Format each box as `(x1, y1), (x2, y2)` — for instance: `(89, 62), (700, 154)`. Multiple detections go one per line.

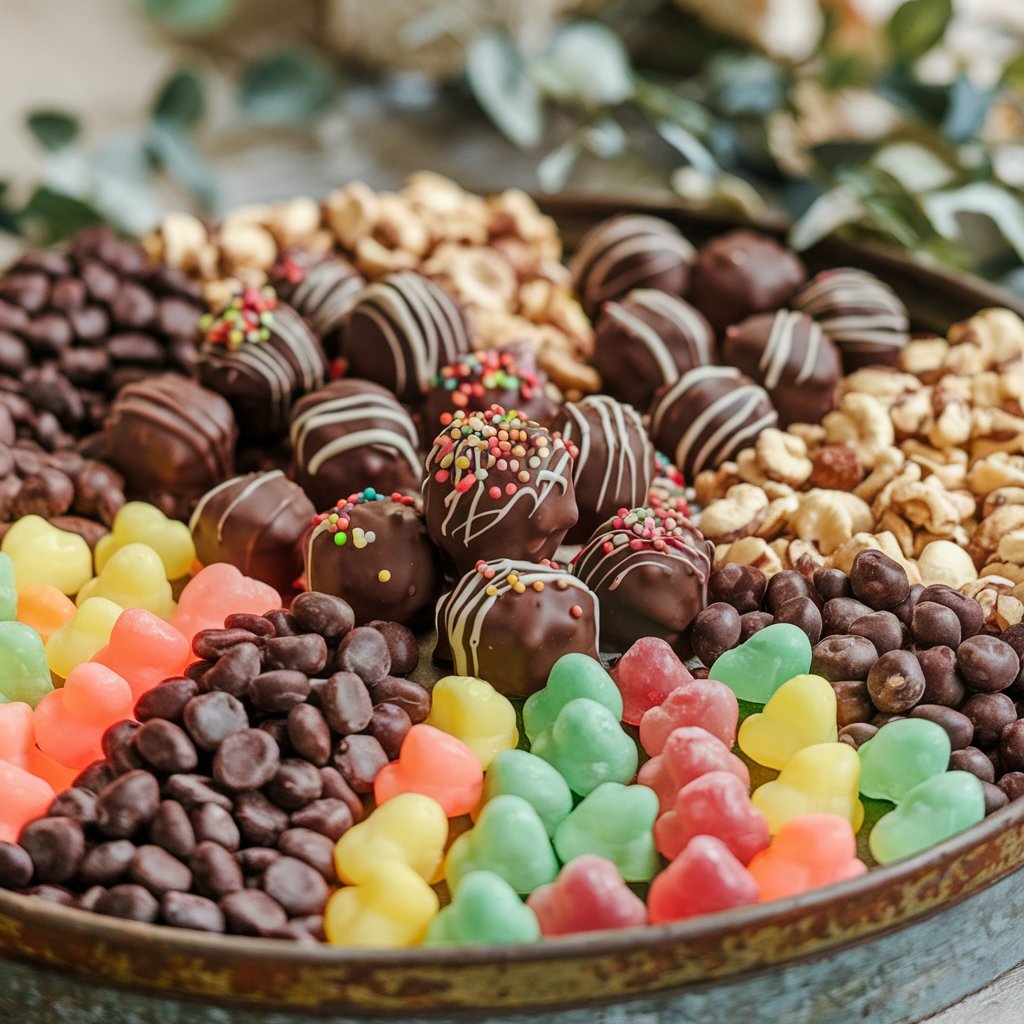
(17, 585), (76, 642)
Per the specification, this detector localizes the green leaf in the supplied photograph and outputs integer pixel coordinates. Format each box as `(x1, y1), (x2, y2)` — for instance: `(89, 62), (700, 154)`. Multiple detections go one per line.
(147, 124), (218, 209)
(1004, 53), (1024, 92)
(25, 110), (80, 151)
(707, 54), (784, 117)
(656, 122), (717, 175)
(877, 64), (950, 124)
(789, 185), (866, 250)
(238, 49), (337, 125)
(924, 183), (1024, 262)
(632, 79), (712, 136)
(0, 181), (21, 236)
(152, 68), (206, 131)
(942, 74), (995, 144)
(535, 21), (633, 107)
(537, 138), (581, 193)
(886, 0), (953, 64)
(466, 33), (543, 149)
(17, 186), (105, 243)
(142, 0), (235, 34)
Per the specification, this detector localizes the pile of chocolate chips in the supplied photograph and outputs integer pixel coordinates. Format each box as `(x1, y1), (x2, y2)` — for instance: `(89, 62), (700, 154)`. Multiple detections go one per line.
(693, 551), (1024, 815)
(0, 593), (430, 940)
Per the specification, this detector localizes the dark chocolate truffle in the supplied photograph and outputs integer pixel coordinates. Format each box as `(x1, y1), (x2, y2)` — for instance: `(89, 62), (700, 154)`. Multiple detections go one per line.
(198, 287), (327, 439)
(290, 379), (422, 512)
(793, 267), (910, 372)
(572, 506), (712, 654)
(569, 215), (695, 318)
(435, 558), (600, 697)
(103, 373), (237, 520)
(341, 271), (471, 403)
(305, 488), (442, 628)
(689, 230), (807, 334)
(557, 395), (657, 543)
(591, 289), (715, 411)
(648, 366), (777, 481)
(422, 407), (578, 577)
(189, 470), (315, 594)
(721, 309), (842, 426)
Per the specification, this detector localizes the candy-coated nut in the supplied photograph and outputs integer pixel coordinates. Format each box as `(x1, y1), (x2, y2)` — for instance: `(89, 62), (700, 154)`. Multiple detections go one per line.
(96, 501), (196, 580)
(424, 870), (540, 946)
(639, 678), (739, 756)
(2, 516), (93, 596)
(0, 758), (55, 843)
(709, 623), (813, 704)
(752, 742), (864, 834)
(738, 674), (838, 770)
(531, 698), (638, 797)
(425, 675), (518, 768)
(858, 718), (952, 803)
(90, 608), (190, 702)
(478, 749), (573, 837)
(445, 795), (558, 895)
(46, 598), (123, 680)
(870, 771), (985, 864)
(0, 621), (54, 707)
(612, 637), (695, 726)
(333, 793), (448, 884)
(0, 552), (16, 621)
(323, 862), (439, 948)
(16, 586), (76, 642)
(553, 783), (659, 882)
(523, 654), (622, 742)
(77, 543), (176, 619)
(748, 813), (867, 901)
(374, 725), (483, 817)
(171, 563), (281, 642)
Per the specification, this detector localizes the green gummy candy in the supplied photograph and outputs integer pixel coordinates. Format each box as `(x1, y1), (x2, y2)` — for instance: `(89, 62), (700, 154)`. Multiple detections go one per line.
(425, 870), (540, 947)
(446, 794), (558, 895)
(481, 749), (574, 837)
(859, 719), (951, 803)
(869, 771), (985, 865)
(0, 553), (16, 621)
(523, 653), (622, 742)
(553, 782), (659, 882)
(0, 621), (53, 707)
(531, 697), (638, 797)
(709, 623), (812, 704)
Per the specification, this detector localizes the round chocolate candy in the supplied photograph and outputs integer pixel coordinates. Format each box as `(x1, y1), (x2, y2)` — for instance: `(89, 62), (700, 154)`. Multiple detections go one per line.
(305, 488), (442, 628)
(290, 379), (422, 512)
(591, 289), (716, 411)
(721, 310), (842, 426)
(421, 406), (578, 577)
(435, 558), (600, 697)
(648, 366), (777, 481)
(569, 215), (695, 318)
(572, 506), (712, 654)
(341, 271), (471, 403)
(557, 395), (657, 543)
(190, 470), (315, 594)
(793, 267), (910, 373)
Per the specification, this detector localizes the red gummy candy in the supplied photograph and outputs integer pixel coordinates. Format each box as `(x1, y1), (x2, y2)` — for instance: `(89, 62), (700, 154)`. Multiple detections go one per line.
(0, 759), (55, 843)
(527, 854), (647, 936)
(639, 679), (739, 755)
(171, 564), (281, 643)
(612, 637), (694, 726)
(637, 726), (750, 813)
(91, 608), (191, 701)
(648, 834), (759, 923)
(655, 771), (770, 864)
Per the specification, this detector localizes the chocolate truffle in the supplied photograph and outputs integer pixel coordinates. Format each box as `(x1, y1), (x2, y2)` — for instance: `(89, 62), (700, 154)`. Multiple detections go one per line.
(103, 374), (237, 520)
(305, 488), (442, 628)
(648, 366), (777, 481)
(419, 347), (560, 447)
(591, 289), (716, 411)
(341, 271), (471, 403)
(573, 506), (712, 654)
(435, 558), (600, 697)
(793, 267), (910, 372)
(270, 252), (365, 360)
(189, 470), (315, 594)
(557, 395), (657, 543)
(569, 215), (695, 318)
(422, 407), (578, 577)
(689, 230), (807, 334)
(721, 309), (842, 426)
(290, 379), (422, 512)
(198, 286), (327, 439)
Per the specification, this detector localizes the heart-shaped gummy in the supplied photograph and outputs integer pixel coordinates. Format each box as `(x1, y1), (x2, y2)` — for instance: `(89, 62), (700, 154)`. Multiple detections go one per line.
(0, 551), (15, 622)
(709, 623), (812, 704)
(91, 608), (191, 702)
(738, 674), (838, 770)
(425, 674), (518, 768)
(96, 501), (196, 580)
(1, 515), (92, 596)
(858, 718), (951, 803)
(639, 678), (739, 755)
(170, 563), (281, 643)
(77, 543), (176, 620)
(522, 653), (622, 741)
(612, 637), (694, 726)
(45, 598), (123, 680)
(0, 621), (53, 706)
(478, 749), (573, 837)
(425, 870), (540, 946)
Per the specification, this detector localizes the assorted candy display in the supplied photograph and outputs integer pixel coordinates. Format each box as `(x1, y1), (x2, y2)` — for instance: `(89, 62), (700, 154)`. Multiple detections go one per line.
(0, 174), (1021, 952)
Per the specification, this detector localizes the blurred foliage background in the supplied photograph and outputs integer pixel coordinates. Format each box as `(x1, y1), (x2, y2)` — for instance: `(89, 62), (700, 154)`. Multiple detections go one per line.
(1, 0), (1022, 291)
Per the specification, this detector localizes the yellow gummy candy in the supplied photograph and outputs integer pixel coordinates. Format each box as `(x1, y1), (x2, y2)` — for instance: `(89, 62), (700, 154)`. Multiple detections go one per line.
(2, 516), (92, 596)
(46, 597), (124, 679)
(738, 674), (838, 770)
(77, 544), (176, 619)
(95, 502), (196, 580)
(425, 674), (519, 768)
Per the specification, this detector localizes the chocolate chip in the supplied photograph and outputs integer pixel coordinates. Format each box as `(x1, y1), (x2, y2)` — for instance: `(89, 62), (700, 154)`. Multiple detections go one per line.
(190, 841), (244, 898)
(183, 691), (250, 752)
(739, 611), (773, 642)
(911, 602), (961, 649)
(263, 635), (328, 676)
(915, 646), (966, 707)
(909, 705), (973, 750)
(367, 621), (419, 676)
(94, 884), (159, 923)
(364, 703), (412, 759)
(949, 746), (995, 783)
(333, 734), (388, 794)
(277, 829), (336, 882)
(821, 597), (875, 637)
(838, 722), (878, 749)
(191, 804), (241, 851)
(213, 729), (280, 791)
(203, 642), (262, 697)
(774, 597), (822, 646)
(135, 677), (198, 724)
(918, 585), (985, 640)
(811, 635), (878, 682)
(130, 845), (193, 896)
(289, 798), (354, 841)
(957, 636), (1020, 694)
(0, 841), (35, 888)
(233, 792), (289, 847)
(866, 650), (926, 713)
(134, 719), (199, 774)
(96, 770), (160, 838)
(849, 611), (904, 656)
(262, 856), (330, 916)
(961, 693), (1017, 748)
(849, 550), (910, 610)
(48, 787), (98, 828)
(220, 889), (287, 936)
(707, 563), (766, 614)
(266, 760), (324, 811)
(250, 670), (311, 713)
(161, 891), (226, 933)
(290, 592), (355, 641)
(334, 627), (390, 684)
(832, 680), (874, 727)
(286, 704), (332, 767)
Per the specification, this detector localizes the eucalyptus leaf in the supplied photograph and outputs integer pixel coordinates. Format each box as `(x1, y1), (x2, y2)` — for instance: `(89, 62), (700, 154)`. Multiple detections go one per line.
(872, 142), (955, 192)
(924, 183), (1024, 261)
(147, 124), (218, 208)
(142, 0), (235, 34)
(152, 68), (206, 132)
(707, 55), (783, 117)
(584, 118), (626, 159)
(17, 187), (104, 244)
(466, 33), (543, 149)
(538, 21), (634, 106)
(26, 110), (79, 152)
(1004, 53), (1024, 92)
(877, 65), (949, 123)
(942, 75), (995, 145)
(239, 50), (337, 125)
(788, 185), (865, 250)
(886, 0), (952, 64)
(537, 138), (581, 192)
(656, 121), (717, 175)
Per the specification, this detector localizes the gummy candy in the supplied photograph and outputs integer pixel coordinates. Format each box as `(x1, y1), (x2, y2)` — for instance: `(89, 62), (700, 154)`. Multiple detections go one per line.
(425, 871), (540, 946)
(91, 608), (191, 702)
(858, 718), (951, 803)
(0, 621), (54, 707)
(709, 623), (813, 704)
(2, 516), (93, 596)
(639, 678), (739, 755)
(171, 563), (281, 643)
(96, 501), (196, 580)
(425, 675), (518, 768)
(523, 653), (622, 742)
(611, 637), (694, 726)
(16, 586), (76, 642)
(0, 552), (16, 621)
(738, 674), (838, 770)
(45, 597), (123, 680)
(478, 749), (573, 837)
(77, 543), (176, 619)
(0, 758), (55, 843)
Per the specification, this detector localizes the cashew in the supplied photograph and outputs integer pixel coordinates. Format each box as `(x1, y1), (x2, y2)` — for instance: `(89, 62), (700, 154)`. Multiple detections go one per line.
(967, 452), (1024, 496)
(829, 532), (922, 584)
(694, 463), (740, 507)
(901, 440), (968, 490)
(422, 244), (518, 312)
(755, 428), (813, 488)
(900, 337), (949, 378)
(918, 540), (978, 588)
(969, 505), (1024, 568)
(715, 536), (783, 576)
(855, 446), (906, 503)
(267, 196), (322, 249)
(823, 392), (893, 468)
(959, 575), (1024, 631)
(789, 489), (873, 556)
(758, 493), (801, 540)
(949, 307), (1024, 367)
(698, 484), (770, 544)
(218, 222), (277, 274)
(325, 181), (381, 251)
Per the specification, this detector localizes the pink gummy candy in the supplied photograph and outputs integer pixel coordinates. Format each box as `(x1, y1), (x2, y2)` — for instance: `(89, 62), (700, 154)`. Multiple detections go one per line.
(527, 854), (647, 936)
(612, 637), (694, 726)
(648, 834), (760, 924)
(655, 771), (770, 864)
(171, 563), (281, 643)
(0, 759), (55, 843)
(637, 726), (750, 813)
(91, 607), (191, 701)
(639, 679), (739, 755)
(0, 702), (34, 767)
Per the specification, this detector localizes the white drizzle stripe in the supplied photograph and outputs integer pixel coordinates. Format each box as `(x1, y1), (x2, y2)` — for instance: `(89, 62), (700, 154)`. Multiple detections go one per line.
(574, 528), (712, 596)
(650, 365), (738, 438)
(294, 267), (362, 338)
(188, 470), (283, 539)
(272, 308), (326, 391)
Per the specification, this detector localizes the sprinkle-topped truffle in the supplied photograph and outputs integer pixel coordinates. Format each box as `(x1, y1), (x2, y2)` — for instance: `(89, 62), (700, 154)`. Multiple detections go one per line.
(200, 286), (277, 349)
(421, 406), (578, 576)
